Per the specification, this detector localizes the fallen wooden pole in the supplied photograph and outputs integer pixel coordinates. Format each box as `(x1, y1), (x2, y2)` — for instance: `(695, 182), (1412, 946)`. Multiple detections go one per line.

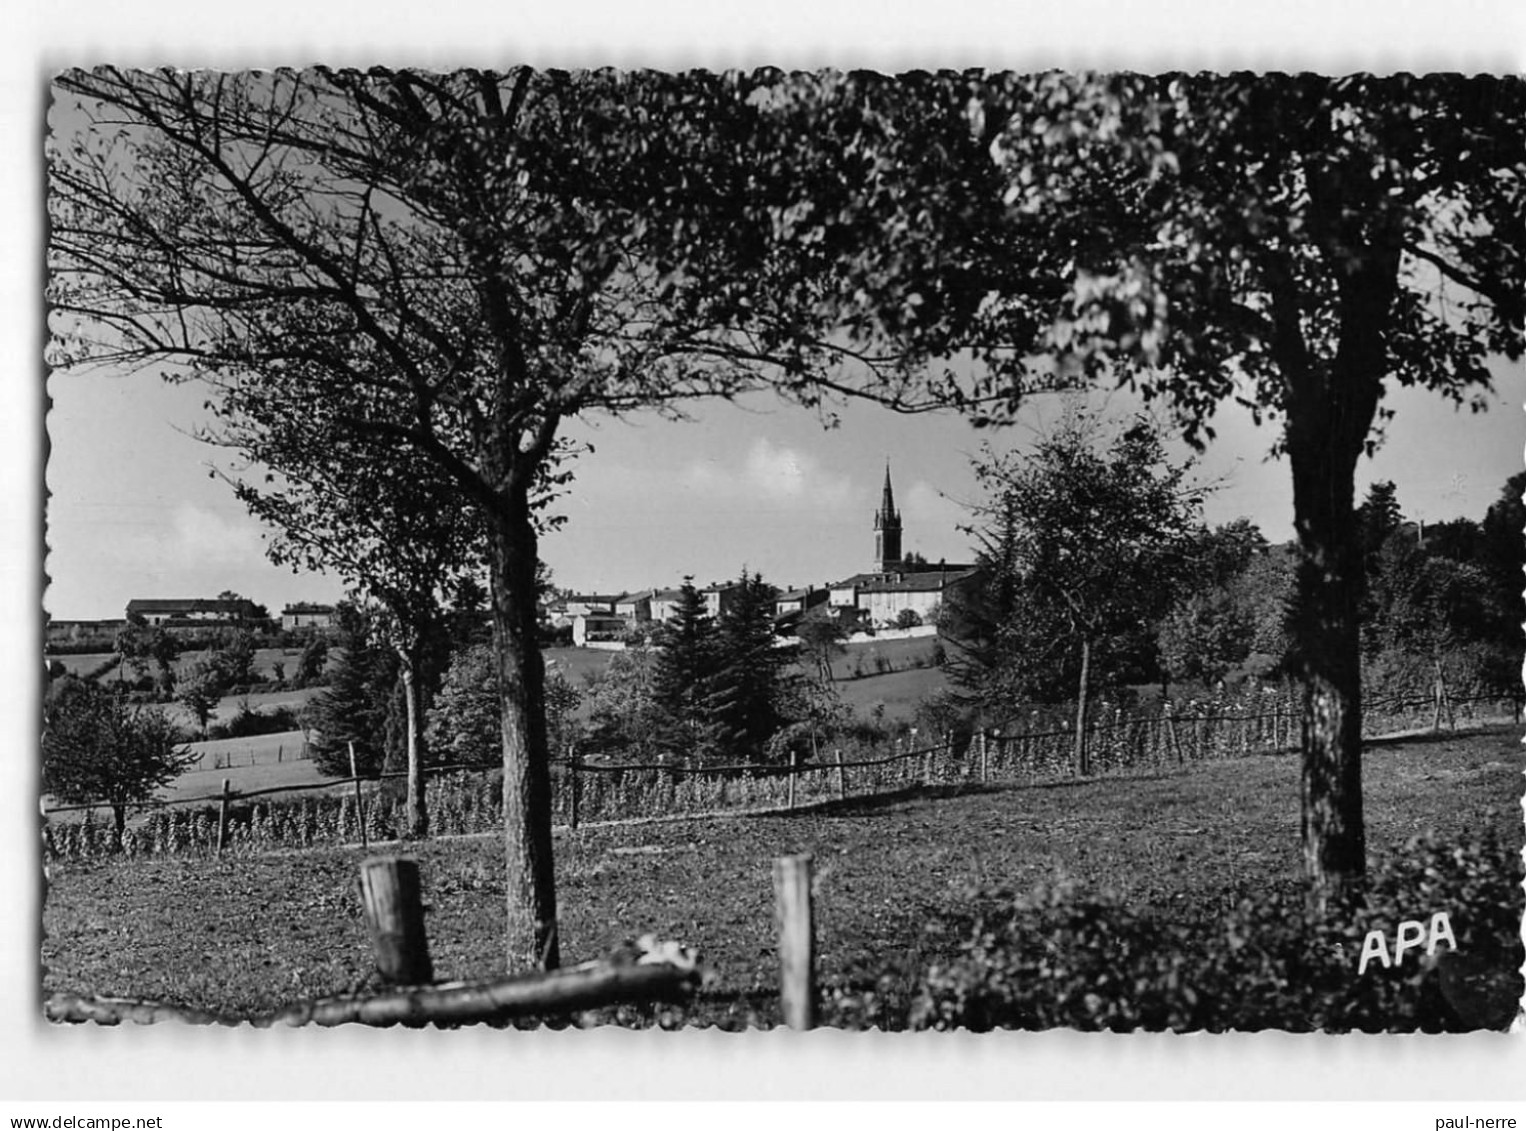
(359, 856), (434, 986)
(44, 945), (704, 1027)
(774, 853), (816, 1030)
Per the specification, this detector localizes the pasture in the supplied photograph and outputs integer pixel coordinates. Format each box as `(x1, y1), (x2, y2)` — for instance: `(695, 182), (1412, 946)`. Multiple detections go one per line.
(40, 725), (1523, 1027)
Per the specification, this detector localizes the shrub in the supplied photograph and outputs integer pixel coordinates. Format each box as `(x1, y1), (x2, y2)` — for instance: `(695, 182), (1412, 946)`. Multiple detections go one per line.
(205, 703), (301, 741)
(906, 831), (1523, 1032)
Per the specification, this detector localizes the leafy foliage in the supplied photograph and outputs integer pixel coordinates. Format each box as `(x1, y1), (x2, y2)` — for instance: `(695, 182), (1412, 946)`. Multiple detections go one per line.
(952, 412), (1205, 706)
(43, 678), (195, 836)
(909, 830), (1522, 1032)
(428, 643), (581, 766)
(304, 604), (400, 777)
(795, 605), (850, 684)
(175, 658), (224, 734)
(650, 579), (722, 758)
(114, 621), (179, 695)
(708, 573), (790, 762)
(1157, 523), (1291, 686)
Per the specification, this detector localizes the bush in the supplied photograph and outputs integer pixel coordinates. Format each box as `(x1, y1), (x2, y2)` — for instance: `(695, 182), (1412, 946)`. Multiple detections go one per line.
(205, 703), (302, 741)
(905, 830), (1523, 1032)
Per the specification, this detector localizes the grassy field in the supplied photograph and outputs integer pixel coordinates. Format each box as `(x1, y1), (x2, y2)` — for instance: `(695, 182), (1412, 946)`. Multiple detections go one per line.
(40, 725), (1523, 1027)
(47, 646), (308, 681)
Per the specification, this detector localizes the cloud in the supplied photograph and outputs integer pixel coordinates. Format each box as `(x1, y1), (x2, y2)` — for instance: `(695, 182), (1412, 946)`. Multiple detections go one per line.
(107, 502), (271, 571)
(681, 438), (857, 508)
(168, 503), (272, 565)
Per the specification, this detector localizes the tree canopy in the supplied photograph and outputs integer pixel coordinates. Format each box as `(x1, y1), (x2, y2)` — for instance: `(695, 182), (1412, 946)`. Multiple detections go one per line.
(951, 411), (1205, 764)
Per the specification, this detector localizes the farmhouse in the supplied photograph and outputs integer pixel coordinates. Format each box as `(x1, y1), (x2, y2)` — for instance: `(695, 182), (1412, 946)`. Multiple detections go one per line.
(125, 596), (264, 631)
(280, 602), (336, 632)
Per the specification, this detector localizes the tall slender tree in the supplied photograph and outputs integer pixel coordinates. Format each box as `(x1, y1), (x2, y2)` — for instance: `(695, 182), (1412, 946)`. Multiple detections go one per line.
(227, 433), (488, 838)
(709, 572), (788, 763)
(650, 577), (721, 760)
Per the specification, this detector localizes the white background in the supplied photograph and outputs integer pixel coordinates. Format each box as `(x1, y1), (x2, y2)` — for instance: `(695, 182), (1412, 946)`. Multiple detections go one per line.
(5, 0), (1525, 1102)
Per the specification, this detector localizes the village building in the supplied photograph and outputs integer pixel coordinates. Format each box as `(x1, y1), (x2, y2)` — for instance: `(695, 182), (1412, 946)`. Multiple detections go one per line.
(649, 588), (685, 623)
(614, 591), (653, 622)
(775, 586), (829, 618)
(827, 464), (980, 628)
(701, 582), (741, 620)
(561, 594), (621, 619)
(572, 611), (630, 647)
(856, 567), (978, 626)
(280, 602), (336, 632)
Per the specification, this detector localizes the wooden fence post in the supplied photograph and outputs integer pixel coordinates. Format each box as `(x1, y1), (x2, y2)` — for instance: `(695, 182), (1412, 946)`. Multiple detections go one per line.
(787, 747), (797, 811)
(216, 778), (231, 857)
(978, 729), (988, 783)
(773, 853), (816, 1030)
(834, 748), (846, 803)
(1164, 702), (1184, 766)
(359, 856), (434, 986)
(348, 742), (369, 851)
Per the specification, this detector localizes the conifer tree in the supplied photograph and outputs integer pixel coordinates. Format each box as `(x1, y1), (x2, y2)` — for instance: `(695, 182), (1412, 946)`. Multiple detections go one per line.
(709, 572), (788, 762)
(651, 577), (722, 759)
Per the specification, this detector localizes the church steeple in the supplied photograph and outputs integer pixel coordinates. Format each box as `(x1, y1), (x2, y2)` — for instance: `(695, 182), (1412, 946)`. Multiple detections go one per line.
(873, 462), (903, 572)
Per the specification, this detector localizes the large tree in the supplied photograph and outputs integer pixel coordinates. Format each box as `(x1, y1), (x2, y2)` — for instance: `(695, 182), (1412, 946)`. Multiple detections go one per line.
(795, 72), (1523, 910)
(48, 68), (968, 969)
(978, 74), (1524, 910)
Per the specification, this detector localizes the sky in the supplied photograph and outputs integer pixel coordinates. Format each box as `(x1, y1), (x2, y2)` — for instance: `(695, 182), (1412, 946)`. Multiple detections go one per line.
(42, 351), (1526, 619)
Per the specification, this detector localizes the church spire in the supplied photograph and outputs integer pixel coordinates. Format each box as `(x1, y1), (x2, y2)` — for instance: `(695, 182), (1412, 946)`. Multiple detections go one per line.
(873, 461), (903, 572)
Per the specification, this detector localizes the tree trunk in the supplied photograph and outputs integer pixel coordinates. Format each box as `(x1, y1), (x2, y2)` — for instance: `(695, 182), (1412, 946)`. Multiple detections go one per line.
(486, 488), (560, 972)
(1273, 214), (1398, 916)
(1073, 637), (1091, 777)
(1287, 428), (1367, 916)
(396, 645), (427, 839)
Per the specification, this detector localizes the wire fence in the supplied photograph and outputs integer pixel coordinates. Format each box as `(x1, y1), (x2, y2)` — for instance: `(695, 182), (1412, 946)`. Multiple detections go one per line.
(41, 686), (1522, 863)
